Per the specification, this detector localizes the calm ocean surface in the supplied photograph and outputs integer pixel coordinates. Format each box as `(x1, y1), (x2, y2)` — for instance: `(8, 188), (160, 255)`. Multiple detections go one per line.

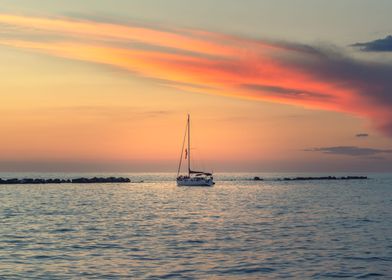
(0, 173), (391, 279)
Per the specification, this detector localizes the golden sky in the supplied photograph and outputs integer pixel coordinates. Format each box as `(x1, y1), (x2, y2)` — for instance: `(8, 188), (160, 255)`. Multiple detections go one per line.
(1, 2), (392, 172)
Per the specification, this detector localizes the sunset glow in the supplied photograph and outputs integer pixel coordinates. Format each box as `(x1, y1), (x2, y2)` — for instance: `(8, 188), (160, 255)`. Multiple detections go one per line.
(1, 3), (392, 171)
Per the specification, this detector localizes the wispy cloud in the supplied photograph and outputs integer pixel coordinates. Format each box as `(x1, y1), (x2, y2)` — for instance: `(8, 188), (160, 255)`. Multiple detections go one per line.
(351, 35), (392, 52)
(16, 105), (174, 122)
(1, 14), (392, 135)
(305, 146), (392, 157)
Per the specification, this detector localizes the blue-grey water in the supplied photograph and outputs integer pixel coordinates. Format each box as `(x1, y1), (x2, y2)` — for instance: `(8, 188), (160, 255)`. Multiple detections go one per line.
(0, 173), (391, 279)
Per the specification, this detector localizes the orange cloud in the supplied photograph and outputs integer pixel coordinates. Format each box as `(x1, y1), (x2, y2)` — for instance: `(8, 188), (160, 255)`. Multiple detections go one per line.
(1, 14), (392, 135)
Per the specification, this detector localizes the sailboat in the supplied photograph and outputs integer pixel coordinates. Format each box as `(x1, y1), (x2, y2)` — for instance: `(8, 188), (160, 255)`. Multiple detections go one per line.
(176, 114), (215, 186)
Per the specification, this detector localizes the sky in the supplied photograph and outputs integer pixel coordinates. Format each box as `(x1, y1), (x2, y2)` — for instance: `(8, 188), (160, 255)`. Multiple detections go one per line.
(1, 0), (392, 172)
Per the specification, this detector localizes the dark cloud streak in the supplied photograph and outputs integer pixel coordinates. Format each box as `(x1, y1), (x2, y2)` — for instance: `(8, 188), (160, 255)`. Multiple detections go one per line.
(351, 35), (392, 52)
(356, 133), (369, 138)
(305, 146), (392, 157)
(242, 84), (331, 100)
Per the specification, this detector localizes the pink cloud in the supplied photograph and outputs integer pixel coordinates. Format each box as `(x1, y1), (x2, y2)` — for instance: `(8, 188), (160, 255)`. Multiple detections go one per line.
(1, 14), (392, 135)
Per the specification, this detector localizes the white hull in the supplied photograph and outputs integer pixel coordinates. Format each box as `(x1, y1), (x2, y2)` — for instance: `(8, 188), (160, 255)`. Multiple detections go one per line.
(177, 178), (214, 186)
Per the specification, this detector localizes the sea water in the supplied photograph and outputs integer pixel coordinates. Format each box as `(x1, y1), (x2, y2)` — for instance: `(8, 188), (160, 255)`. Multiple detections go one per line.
(0, 173), (391, 279)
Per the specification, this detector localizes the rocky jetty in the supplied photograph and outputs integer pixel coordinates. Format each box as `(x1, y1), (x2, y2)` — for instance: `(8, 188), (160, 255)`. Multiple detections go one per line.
(71, 177), (130, 183)
(0, 177), (131, 184)
(252, 175), (368, 181)
(280, 176), (368, 181)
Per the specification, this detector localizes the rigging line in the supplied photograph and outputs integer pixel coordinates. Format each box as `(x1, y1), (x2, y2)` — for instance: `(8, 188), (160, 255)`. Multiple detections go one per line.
(177, 117), (188, 177)
(188, 114), (191, 176)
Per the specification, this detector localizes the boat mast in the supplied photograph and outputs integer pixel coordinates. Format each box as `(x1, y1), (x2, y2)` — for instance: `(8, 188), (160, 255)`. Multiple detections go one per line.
(177, 115), (188, 177)
(188, 114), (190, 176)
